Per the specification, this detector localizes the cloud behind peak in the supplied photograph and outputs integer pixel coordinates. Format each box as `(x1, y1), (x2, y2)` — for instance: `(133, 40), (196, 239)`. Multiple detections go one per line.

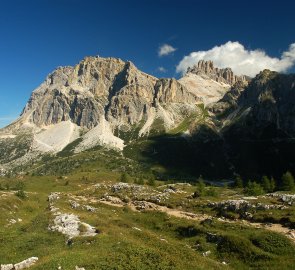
(176, 41), (295, 77)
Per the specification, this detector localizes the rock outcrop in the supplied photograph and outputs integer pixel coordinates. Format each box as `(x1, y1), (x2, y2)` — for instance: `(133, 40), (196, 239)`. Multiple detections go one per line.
(187, 60), (247, 86)
(48, 193), (97, 239)
(18, 57), (204, 133)
(21, 57), (158, 129)
(1, 57), (207, 154)
(177, 60), (247, 105)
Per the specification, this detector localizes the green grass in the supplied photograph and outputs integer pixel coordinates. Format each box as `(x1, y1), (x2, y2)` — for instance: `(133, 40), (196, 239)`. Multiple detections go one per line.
(1, 162), (295, 269)
(168, 114), (197, 135)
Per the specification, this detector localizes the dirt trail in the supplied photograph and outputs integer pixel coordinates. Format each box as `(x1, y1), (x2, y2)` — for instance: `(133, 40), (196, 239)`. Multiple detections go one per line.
(73, 195), (295, 243)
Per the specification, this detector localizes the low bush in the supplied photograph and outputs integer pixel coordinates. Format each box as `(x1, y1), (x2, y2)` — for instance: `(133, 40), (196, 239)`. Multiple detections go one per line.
(251, 232), (295, 255)
(217, 234), (271, 262)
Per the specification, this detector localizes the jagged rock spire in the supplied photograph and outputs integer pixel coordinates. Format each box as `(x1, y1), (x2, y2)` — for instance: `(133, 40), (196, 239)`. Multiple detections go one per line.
(187, 60), (247, 86)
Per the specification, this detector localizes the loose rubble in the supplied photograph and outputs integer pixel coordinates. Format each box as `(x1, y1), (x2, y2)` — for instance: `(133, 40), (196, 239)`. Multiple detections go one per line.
(133, 200), (159, 211)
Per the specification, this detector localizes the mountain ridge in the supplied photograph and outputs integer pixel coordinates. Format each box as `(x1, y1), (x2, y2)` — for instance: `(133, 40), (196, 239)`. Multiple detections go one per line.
(1, 56), (295, 180)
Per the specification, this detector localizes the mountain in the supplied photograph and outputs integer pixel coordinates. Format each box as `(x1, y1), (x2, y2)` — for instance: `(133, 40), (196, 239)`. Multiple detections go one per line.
(1, 57), (295, 180)
(218, 70), (295, 178)
(179, 60), (247, 105)
(0, 58), (233, 166)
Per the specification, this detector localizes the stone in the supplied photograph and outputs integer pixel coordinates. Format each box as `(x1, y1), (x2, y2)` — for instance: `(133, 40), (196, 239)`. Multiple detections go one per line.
(1, 257), (39, 270)
(84, 205), (96, 212)
(1, 264), (14, 270)
(14, 257), (38, 270)
(49, 213), (97, 238)
(69, 200), (80, 209)
(133, 200), (159, 211)
(48, 192), (60, 203)
(202, 250), (211, 257)
(187, 60), (247, 86)
(75, 266), (85, 270)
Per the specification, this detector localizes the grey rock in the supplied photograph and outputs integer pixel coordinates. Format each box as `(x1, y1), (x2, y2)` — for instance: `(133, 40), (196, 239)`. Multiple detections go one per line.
(1, 264), (14, 270)
(14, 257), (38, 270)
(75, 267), (85, 270)
(187, 60), (247, 86)
(1, 257), (39, 270)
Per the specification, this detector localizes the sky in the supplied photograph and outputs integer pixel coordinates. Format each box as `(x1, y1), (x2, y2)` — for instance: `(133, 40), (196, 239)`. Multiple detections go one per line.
(1, 0), (295, 127)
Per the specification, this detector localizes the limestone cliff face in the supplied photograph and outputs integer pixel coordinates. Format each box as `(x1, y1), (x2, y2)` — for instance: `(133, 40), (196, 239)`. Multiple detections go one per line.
(209, 80), (248, 115)
(154, 78), (200, 104)
(1, 56), (245, 168)
(187, 60), (247, 86)
(22, 57), (154, 129)
(231, 70), (295, 136)
(21, 57), (200, 132)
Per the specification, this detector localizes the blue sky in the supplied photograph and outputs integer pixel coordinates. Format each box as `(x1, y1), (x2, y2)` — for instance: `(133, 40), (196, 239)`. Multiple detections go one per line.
(1, 0), (295, 127)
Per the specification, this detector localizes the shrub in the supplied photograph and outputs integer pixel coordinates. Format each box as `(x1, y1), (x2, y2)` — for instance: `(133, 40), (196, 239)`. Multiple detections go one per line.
(245, 181), (265, 196)
(176, 226), (199, 238)
(217, 234), (270, 262)
(147, 176), (155, 186)
(120, 172), (130, 183)
(196, 177), (206, 196)
(15, 190), (26, 199)
(15, 181), (25, 190)
(206, 187), (218, 197)
(251, 232), (295, 255)
(138, 177), (144, 185)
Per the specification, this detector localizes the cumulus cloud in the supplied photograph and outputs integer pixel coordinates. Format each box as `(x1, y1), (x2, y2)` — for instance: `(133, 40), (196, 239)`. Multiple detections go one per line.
(157, 66), (167, 73)
(176, 41), (295, 77)
(158, 44), (177, 57)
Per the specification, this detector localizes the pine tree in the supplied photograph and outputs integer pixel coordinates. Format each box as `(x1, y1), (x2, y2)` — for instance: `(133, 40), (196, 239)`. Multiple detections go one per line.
(282, 171), (295, 191)
(196, 176), (206, 196)
(261, 176), (271, 192)
(234, 175), (243, 188)
(269, 177), (276, 192)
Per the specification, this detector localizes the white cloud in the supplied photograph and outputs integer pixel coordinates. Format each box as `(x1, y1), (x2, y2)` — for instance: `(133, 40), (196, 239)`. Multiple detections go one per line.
(158, 44), (177, 57)
(157, 66), (167, 73)
(176, 41), (295, 77)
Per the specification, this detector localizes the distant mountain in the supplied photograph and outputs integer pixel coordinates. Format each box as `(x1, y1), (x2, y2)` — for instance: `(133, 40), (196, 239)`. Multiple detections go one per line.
(1, 56), (294, 180)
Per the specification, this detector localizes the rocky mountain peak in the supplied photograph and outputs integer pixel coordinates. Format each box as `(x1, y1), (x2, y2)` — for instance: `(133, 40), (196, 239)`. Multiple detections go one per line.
(17, 56), (201, 135)
(186, 60), (247, 86)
